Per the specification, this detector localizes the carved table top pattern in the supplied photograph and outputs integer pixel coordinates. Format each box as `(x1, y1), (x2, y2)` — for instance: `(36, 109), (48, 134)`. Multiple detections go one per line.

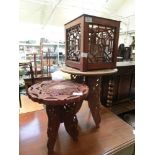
(28, 80), (89, 105)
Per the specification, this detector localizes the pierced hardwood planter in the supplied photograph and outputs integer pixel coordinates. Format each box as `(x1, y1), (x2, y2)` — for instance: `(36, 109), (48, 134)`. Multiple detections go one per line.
(65, 14), (120, 71)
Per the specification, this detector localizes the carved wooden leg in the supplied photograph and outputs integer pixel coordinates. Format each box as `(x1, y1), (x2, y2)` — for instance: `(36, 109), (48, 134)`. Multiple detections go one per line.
(63, 103), (79, 141)
(106, 79), (114, 108)
(46, 105), (60, 154)
(86, 77), (101, 128)
(71, 74), (85, 83)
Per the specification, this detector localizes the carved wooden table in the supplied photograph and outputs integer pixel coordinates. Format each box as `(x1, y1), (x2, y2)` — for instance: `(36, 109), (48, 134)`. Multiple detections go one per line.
(28, 80), (89, 154)
(61, 66), (118, 128)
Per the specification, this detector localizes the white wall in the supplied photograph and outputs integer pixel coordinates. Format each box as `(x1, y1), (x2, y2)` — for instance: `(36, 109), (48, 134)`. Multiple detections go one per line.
(19, 22), (64, 42)
(19, 0), (135, 47)
(115, 0), (135, 47)
(116, 0), (134, 17)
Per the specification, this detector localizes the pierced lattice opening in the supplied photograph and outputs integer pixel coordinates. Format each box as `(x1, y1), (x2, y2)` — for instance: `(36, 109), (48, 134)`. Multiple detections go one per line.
(66, 24), (81, 62)
(88, 24), (115, 64)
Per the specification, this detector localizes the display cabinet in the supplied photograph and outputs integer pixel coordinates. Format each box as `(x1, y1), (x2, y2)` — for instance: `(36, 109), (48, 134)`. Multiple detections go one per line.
(100, 61), (135, 114)
(65, 14), (120, 71)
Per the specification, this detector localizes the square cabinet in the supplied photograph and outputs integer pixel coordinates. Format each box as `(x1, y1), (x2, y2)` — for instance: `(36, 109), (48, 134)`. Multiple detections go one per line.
(65, 14), (120, 71)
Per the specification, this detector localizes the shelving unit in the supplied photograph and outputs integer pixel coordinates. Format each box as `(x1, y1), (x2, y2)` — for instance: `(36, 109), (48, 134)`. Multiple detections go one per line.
(19, 39), (65, 76)
(19, 43), (40, 61)
(41, 40), (65, 66)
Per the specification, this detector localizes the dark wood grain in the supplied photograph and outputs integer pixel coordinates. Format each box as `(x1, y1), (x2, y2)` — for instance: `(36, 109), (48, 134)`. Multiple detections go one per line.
(19, 102), (135, 155)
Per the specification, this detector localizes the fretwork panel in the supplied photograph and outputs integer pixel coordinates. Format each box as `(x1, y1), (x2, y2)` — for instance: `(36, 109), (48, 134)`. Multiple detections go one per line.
(66, 24), (81, 62)
(88, 24), (115, 64)
(65, 14), (120, 71)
